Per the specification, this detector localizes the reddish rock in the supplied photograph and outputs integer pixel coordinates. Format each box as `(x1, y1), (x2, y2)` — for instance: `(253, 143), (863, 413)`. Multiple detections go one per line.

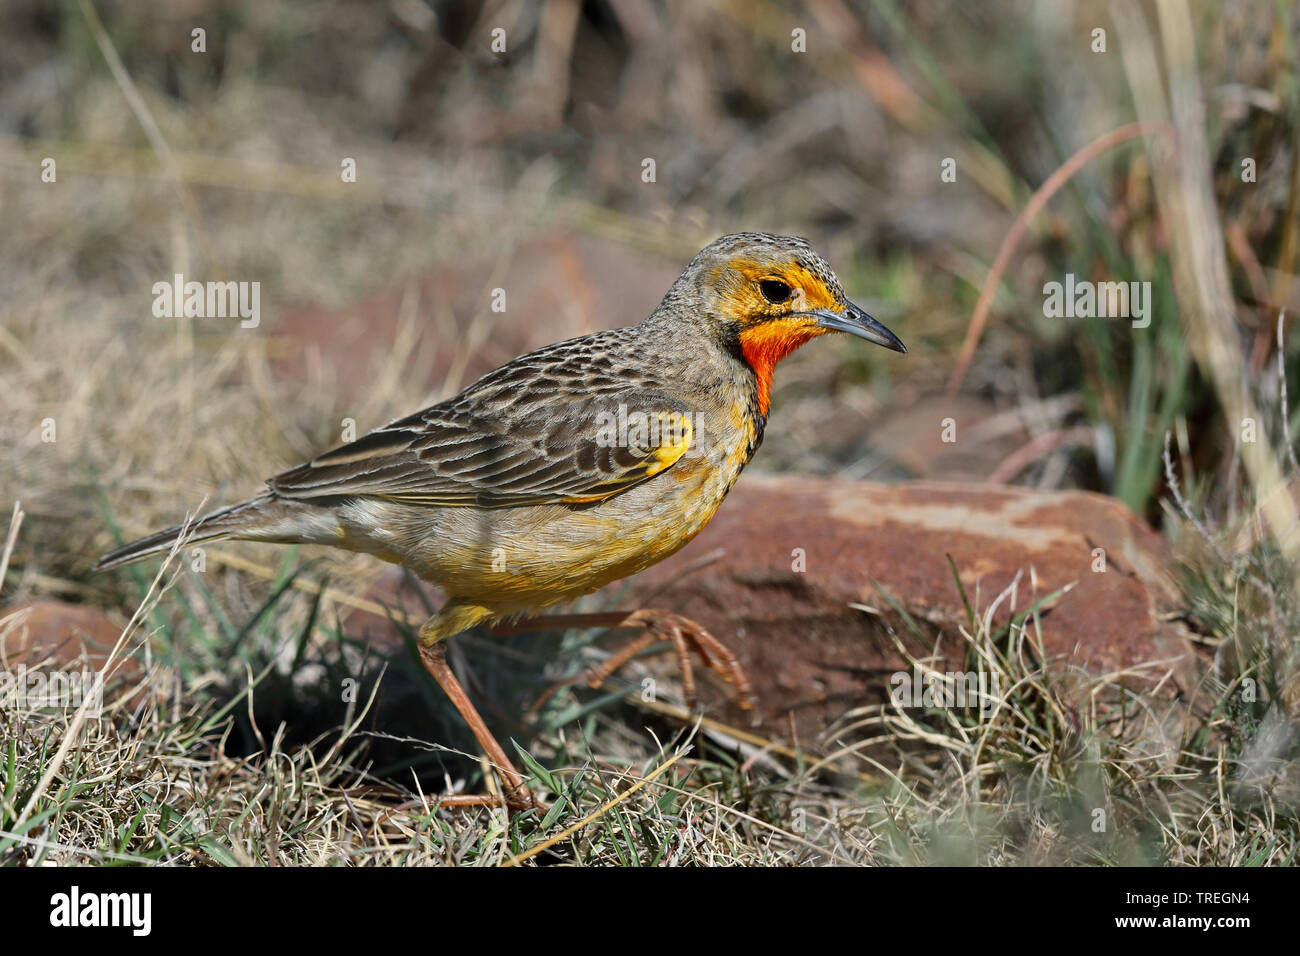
(0, 600), (144, 704)
(621, 475), (1197, 739)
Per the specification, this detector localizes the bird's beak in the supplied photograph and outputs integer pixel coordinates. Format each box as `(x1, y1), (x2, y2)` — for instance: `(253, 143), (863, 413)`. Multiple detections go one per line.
(811, 303), (907, 353)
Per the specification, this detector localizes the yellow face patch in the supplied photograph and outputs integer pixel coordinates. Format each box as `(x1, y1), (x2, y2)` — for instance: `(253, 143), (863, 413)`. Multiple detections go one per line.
(704, 254), (848, 416)
(711, 257), (841, 325)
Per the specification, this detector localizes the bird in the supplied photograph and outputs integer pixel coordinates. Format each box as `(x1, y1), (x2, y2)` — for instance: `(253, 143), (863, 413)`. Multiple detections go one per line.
(96, 232), (906, 811)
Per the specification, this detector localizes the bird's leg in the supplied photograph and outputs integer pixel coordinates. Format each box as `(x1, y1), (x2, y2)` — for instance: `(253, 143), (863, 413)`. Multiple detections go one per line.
(416, 637), (537, 811)
(495, 609), (756, 712)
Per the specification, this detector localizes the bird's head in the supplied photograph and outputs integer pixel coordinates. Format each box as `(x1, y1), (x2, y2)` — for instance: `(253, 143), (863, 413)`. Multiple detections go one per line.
(665, 233), (906, 414)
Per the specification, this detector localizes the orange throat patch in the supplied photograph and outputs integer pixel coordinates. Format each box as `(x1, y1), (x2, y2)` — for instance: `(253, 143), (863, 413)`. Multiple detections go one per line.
(738, 320), (826, 416)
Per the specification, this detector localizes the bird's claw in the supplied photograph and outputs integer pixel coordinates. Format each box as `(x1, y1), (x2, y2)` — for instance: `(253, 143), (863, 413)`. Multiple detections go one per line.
(592, 609), (758, 712)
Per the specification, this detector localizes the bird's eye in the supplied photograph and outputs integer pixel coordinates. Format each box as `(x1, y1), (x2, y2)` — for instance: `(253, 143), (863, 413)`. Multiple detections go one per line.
(759, 278), (792, 304)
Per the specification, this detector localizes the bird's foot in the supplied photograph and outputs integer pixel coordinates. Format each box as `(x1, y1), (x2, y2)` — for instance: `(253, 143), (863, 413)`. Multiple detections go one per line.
(584, 608), (757, 712)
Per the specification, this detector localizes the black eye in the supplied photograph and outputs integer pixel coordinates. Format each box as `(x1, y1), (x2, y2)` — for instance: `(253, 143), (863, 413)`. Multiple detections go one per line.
(759, 278), (792, 304)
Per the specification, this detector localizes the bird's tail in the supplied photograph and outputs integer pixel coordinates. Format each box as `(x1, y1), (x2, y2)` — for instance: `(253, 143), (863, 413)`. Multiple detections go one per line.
(96, 494), (283, 571)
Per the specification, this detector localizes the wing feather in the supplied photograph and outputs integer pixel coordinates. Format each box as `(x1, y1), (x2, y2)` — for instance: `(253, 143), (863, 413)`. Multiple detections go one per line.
(267, 330), (697, 508)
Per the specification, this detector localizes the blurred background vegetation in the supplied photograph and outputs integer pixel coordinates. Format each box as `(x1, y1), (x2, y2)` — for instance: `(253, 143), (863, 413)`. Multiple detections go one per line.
(3, 1), (1297, 526)
(2, 0), (1299, 864)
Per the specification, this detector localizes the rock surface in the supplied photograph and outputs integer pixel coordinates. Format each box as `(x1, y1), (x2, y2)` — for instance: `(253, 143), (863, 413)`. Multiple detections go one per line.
(0, 600), (141, 696)
(618, 475), (1197, 740)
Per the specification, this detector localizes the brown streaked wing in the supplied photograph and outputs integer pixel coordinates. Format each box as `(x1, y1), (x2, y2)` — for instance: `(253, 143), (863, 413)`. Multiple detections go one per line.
(267, 332), (694, 508)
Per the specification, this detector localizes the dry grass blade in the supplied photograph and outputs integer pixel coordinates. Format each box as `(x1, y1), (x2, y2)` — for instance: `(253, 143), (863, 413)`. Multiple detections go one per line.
(0, 502), (23, 599)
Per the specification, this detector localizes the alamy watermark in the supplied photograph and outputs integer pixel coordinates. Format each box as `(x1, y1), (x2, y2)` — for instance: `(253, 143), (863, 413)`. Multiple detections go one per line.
(152, 273), (260, 328)
(0, 666), (104, 717)
(594, 403), (704, 453)
(50, 886), (150, 936)
(1043, 273), (1151, 329)
(890, 666), (1000, 719)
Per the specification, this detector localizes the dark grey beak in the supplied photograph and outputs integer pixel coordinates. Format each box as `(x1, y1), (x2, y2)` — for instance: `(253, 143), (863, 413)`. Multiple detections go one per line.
(811, 303), (906, 353)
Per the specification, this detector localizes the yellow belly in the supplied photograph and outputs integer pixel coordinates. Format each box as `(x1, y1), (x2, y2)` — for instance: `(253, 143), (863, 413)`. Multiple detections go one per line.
(350, 412), (757, 617)
(428, 458), (739, 610)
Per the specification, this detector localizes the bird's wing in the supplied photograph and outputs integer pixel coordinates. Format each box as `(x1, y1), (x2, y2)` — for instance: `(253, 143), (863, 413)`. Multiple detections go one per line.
(268, 336), (696, 508)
